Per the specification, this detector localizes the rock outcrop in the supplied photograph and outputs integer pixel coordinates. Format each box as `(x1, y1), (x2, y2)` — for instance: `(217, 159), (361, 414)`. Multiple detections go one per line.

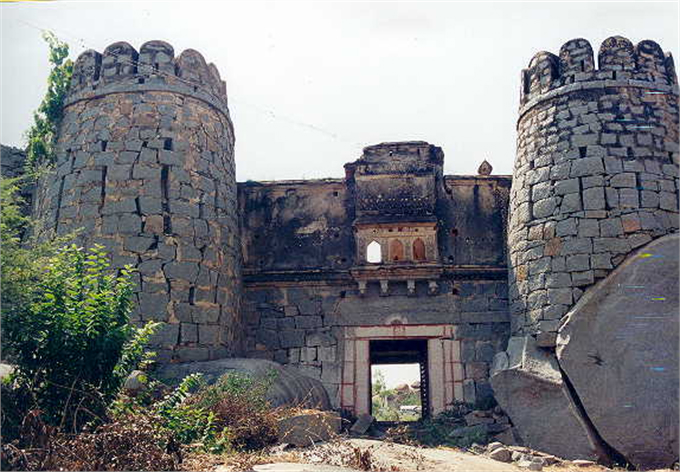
(154, 358), (331, 410)
(557, 233), (679, 469)
(489, 336), (596, 460)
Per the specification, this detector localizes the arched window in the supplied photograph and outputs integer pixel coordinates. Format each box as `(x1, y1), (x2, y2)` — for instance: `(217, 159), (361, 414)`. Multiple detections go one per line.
(390, 239), (404, 261)
(413, 238), (426, 261)
(366, 240), (382, 263)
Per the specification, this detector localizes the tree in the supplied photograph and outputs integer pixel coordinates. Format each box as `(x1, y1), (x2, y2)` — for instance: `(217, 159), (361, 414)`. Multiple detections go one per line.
(25, 31), (73, 171)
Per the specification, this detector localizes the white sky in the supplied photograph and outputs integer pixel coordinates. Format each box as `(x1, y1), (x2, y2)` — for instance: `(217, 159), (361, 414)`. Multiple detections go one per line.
(1, 1), (678, 182)
(372, 363), (420, 390)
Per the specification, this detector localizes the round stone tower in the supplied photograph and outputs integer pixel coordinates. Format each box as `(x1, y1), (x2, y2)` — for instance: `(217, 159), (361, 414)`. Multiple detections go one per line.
(34, 41), (241, 362)
(508, 36), (679, 338)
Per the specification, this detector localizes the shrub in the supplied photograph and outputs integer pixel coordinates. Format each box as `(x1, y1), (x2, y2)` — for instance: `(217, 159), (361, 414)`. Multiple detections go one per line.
(1, 410), (179, 472)
(3, 244), (156, 432)
(191, 372), (280, 452)
(157, 371), (280, 453)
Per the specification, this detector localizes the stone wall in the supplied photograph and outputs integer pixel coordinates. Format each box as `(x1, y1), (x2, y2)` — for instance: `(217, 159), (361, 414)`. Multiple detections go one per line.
(508, 36), (680, 339)
(0, 145), (34, 218)
(238, 175), (511, 271)
(33, 41), (243, 362)
(241, 279), (510, 409)
(1, 145), (26, 179)
(238, 157), (512, 408)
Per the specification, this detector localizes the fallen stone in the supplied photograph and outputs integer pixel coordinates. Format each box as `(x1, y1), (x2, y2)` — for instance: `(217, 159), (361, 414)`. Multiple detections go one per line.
(486, 441), (504, 452)
(0, 363), (15, 381)
(123, 369), (148, 395)
(527, 460), (543, 471)
(572, 459), (597, 467)
(557, 233), (679, 470)
(277, 411), (341, 447)
(490, 336), (596, 460)
(489, 446), (512, 463)
(154, 358), (330, 409)
(492, 428), (518, 446)
(349, 414), (374, 436)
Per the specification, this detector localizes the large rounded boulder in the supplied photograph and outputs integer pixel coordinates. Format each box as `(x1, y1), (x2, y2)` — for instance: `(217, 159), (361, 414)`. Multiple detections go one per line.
(557, 233), (679, 469)
(153, 358), (331, 410)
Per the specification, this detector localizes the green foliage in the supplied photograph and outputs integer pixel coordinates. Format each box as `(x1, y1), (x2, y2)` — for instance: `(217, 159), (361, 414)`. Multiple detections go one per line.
(157, 373), (205, 414)
(114, 320), (162, 379)
(408, 403), (488, 448)
(371, 372), (422, 422)
(156, 371), (279, 453)
(0, 178), (45, 315)
(3, 244), (156, 431)
(25, 31), (73, 171)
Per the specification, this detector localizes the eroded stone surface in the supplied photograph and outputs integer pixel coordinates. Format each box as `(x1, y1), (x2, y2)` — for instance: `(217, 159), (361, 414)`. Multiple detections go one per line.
(490, 336), (596, 460)
(154, 358), (331, 410)
(557, 233), (679, 469)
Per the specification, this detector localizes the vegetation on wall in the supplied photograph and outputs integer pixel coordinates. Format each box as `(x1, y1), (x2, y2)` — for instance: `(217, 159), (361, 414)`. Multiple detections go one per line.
(25, 31), (73, 171)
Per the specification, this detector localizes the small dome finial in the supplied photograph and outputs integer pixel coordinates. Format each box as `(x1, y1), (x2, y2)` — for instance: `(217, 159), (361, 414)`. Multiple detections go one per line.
(478, 159), (493, 176)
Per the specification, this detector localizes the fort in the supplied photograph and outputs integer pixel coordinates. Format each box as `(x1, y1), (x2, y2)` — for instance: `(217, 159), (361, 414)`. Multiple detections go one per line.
(2, 35), (678, 467)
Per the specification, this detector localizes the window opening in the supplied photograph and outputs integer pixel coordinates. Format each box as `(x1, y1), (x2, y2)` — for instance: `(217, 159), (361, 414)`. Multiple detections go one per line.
(367, 240), (382, 263)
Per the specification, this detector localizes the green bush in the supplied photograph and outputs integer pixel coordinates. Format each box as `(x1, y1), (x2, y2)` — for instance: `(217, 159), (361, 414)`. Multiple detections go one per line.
(3, 243), (156, 431)
(155, 371), (279, 453)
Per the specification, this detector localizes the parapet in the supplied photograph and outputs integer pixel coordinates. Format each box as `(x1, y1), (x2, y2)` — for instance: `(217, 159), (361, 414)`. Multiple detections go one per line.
(67, 40), (228, 113)
(346, 141), (444, 177)
(520, 36), (678, 108)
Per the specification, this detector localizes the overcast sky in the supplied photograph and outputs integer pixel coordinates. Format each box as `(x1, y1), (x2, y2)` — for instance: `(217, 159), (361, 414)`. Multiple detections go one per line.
(1, 1), (678, 182)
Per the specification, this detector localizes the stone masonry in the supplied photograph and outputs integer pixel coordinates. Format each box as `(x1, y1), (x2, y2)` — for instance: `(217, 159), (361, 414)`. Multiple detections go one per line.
(508, 36), (679, 340)
(239, 142), (511, 409)
(6, 35), (677, 463)
(32, 41), (242, 363)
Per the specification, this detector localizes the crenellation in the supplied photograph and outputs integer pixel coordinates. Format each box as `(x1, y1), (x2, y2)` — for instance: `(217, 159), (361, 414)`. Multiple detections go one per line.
(510, 36), (679, 339)
(11, 34), (677, 459)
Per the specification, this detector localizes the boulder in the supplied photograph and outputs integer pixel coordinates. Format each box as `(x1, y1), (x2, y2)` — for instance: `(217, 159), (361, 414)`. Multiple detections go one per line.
(557, 234), (679, 469)
(154, 358), (330, 410)
(0, 363), (15, 381)
(123, 370), (148, 395)
(489, 446), (512, 462)
(277, 411), (341, 447)
(349, 414), (374, 436)
(489, 336), (596, 460)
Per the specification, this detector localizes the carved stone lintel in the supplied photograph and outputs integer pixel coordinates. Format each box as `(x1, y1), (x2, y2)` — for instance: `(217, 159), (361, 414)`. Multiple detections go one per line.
(407, 279), (416, 297)
(428, 280), (439, 296)
(380, 279), (389, 297)
(358, 280), (367, 297)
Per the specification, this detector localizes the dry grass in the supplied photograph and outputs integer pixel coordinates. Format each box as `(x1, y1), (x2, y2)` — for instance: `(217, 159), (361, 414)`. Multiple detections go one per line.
(1, 410), (179, 471)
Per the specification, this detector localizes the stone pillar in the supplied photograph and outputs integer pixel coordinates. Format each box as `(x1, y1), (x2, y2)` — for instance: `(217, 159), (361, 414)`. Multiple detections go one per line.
(508, 36), (679, 338)
(34, 41), (242, 362)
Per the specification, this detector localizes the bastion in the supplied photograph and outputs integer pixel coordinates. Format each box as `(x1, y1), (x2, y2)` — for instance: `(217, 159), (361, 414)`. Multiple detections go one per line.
(2, 35), (677, 468)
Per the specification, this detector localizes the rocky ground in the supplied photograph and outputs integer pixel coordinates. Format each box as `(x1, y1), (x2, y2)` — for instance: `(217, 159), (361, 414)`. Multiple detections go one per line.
(185, 437), (677, 472)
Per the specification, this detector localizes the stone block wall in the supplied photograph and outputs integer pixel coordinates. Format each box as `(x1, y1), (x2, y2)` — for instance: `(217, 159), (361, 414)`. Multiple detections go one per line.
(241, 279), (510, 409)
(33, 41), (242, 361)
(508, 36), (680, 338)
(238, 168), (512, 409)
(0, 145), (34, 218)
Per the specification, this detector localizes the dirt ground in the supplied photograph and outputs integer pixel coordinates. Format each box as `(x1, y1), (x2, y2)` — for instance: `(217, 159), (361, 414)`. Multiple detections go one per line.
(193, 437), (658, 472)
